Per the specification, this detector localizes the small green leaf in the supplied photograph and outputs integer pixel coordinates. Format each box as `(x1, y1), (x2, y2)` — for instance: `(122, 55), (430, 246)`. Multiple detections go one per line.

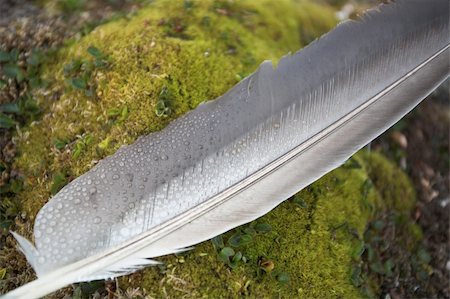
(218, 247), (234, 264)
(51, 173), (68, 195)
(28, 77), (43, 89)
(228, 232), (252, 247)
(119, 106), (129, 121)
(255, 223), (272, 233)
(79, 281), (104, 297)
(94, 58), (108, 69)
(82, 60), (94, 74)
(362, 179), (373, 195)
(158, 85), (172, 102)
(97, 137), (111, 150)
(53, 138), (68, 150)
(63, 59), (82, 76)
(10, 179), (23, 193)
(84, 134), (93, 145)
(384, 259), (394, 277)
(232, 251), (242, 263)
(217, 252), (229, 264)
(372, 220), (385, 231)
(107, 108), (121, 117)
(277, 272), (290, 284)
(9, 49), (19, 62)
(244, 227), (256, 236)
(351, 266), (363, 287)
(84, 88), (94, 97)
(0, 102), (20, 114)
(366, 245), (375, 262)
(184, 0), (194, 10)
(211, 235), (224, 249)
(370, 261), (384, 274)
(352, 242), (365, 259)
(220, 247), (234, 257)
(417, 270), (429, 281)
(155, 100), (170, 117)
(293, 197), (308, 208)
(0, 79), (6, 90)
(0, 50), (10, 62)
(229, 261), (238, 269)
(3, 64), (24, 82)
(228, 232), (242, 247)
(27, 50), (42, 66)
(72, 142), (84, 159)
(72, 287), (83, 299)
(21, 95), (40, 115)
(87, 46), (103, 58)
(70, 77), (87, 90)
(0, 113), (16, 129)
(343, 158), (361, 169)
(0, 268), (6, 280)
(417, 248), (431, 264)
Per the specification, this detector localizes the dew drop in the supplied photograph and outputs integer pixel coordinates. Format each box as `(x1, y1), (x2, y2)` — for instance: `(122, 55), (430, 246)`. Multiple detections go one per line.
(125, 173), (134, 182)
(94, 216), (102, 224)
(112, 174), (120, 180)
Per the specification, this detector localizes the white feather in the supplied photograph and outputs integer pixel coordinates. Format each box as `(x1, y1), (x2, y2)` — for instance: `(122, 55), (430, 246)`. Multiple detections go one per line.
(3, 0), (449, 298)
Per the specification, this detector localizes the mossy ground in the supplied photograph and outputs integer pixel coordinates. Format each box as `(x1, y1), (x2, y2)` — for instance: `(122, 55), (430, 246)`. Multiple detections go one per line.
(0, 0), (424, 297)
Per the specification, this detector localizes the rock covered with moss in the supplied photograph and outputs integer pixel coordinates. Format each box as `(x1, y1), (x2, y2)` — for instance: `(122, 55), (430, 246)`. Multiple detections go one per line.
(0, 0), (423, 297)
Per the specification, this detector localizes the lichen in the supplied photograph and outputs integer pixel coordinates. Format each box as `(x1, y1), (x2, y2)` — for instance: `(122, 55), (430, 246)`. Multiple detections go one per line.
(1, 0), (422, 297)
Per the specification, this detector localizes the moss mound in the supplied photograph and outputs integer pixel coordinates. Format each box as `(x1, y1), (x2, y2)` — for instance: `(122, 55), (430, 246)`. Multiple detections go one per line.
(0, 0), (421, 298)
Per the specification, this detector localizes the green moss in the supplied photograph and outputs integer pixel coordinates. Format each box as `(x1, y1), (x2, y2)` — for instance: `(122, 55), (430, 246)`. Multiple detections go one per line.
(3, 0), (421, 297)
(363, 152), (416, 212)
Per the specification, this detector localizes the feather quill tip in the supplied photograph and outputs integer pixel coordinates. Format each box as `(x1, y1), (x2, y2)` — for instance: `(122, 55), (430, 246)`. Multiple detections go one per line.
(10, 232), (40, 276)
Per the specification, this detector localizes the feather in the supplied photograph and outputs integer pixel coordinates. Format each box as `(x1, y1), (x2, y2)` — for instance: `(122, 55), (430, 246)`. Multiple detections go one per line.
(3, 0), (449, 297)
